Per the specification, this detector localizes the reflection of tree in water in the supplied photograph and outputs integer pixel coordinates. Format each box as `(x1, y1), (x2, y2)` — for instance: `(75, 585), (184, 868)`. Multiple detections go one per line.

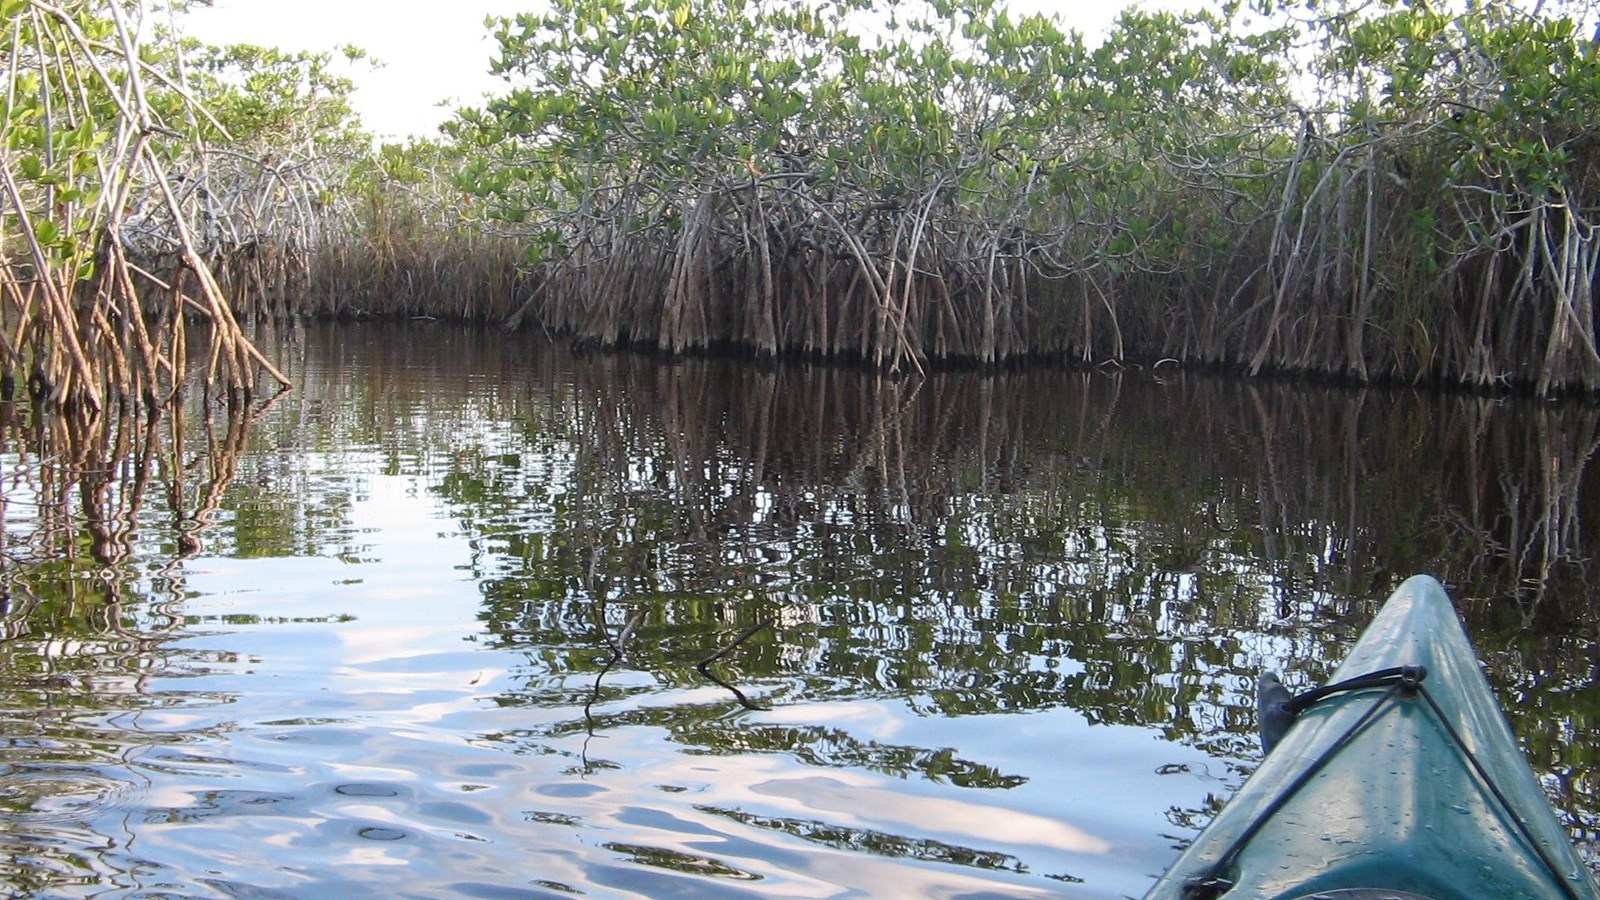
(600, 841), (762, 881)
(0, 393), (269, 892)
(256, 324), (1599, 852)
(683, 723), (1027, 790)
(367, 337), (1598, 846)
(2, 391), (274, 572)
(0, 576), (243, 892)
(699, 806), (1041, 878)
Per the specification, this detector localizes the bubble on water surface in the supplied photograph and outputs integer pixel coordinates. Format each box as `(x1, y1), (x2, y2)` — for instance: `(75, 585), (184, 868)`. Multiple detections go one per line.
(335, 782), (402, 798)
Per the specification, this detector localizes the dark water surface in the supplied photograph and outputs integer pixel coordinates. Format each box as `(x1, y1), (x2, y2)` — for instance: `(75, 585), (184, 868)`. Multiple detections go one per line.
(1, 322), (1596, 898)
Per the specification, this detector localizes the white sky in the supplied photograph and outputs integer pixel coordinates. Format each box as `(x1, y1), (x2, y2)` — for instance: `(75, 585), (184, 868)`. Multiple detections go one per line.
(182, 0), (1178, 141)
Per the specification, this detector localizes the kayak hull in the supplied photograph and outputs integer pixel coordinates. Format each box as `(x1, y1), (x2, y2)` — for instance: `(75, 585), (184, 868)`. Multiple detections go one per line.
(1145, 575), (1598, 900)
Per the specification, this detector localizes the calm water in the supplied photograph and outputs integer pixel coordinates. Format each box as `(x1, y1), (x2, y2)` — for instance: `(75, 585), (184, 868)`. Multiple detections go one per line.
(1, 323), (1596, 898)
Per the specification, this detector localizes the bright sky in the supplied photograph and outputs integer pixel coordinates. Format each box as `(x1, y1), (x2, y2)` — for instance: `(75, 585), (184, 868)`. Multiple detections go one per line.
(182, 0), (1175, 140)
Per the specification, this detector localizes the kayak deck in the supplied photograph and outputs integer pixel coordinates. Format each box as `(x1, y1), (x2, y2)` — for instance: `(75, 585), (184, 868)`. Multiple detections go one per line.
(1145, 575), (1598, 900)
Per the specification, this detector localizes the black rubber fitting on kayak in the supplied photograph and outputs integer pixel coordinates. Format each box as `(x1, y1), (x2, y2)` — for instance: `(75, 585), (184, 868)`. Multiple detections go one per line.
(1259, 665), (1431, 755)
(1396, 664), (1427, 693)
(1258, 672), (1295, 755)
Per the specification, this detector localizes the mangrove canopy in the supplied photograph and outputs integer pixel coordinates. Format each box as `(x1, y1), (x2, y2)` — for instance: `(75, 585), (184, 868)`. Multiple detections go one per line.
(5, 0), (1600, 397)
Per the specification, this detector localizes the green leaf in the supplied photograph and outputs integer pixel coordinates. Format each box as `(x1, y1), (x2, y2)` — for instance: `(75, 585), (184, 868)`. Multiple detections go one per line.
(32, 218), (61, 247)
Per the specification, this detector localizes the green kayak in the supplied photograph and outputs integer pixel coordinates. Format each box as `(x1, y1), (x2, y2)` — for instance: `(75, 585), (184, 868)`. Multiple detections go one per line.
(1146, 575), (1599, 900)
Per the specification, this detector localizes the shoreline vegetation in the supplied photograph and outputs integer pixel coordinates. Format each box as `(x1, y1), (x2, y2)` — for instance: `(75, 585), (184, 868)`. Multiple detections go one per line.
(3, 0), (1600, 406)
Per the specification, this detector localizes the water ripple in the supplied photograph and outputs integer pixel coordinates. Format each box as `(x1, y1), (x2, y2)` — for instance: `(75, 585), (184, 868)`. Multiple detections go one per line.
(0, 762), (143, 827)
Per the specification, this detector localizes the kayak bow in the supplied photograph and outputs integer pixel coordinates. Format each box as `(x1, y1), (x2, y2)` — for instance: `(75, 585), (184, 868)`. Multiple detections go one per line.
(1146, 575), (1598, 900)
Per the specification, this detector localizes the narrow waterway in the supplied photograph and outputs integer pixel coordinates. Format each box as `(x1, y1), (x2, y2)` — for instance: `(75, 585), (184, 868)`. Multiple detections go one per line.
(0, 322), (1594, 897)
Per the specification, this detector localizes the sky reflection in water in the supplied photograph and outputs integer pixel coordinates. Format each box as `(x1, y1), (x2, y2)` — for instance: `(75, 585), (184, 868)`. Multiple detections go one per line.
(151, 475), (1179, 897)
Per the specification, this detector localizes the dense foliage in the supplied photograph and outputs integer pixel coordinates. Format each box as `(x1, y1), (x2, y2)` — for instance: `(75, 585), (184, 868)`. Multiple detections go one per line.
(7, 0), (1600, 395)
(449, 0), (1600, 392)
(0, 0), (305, 407)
